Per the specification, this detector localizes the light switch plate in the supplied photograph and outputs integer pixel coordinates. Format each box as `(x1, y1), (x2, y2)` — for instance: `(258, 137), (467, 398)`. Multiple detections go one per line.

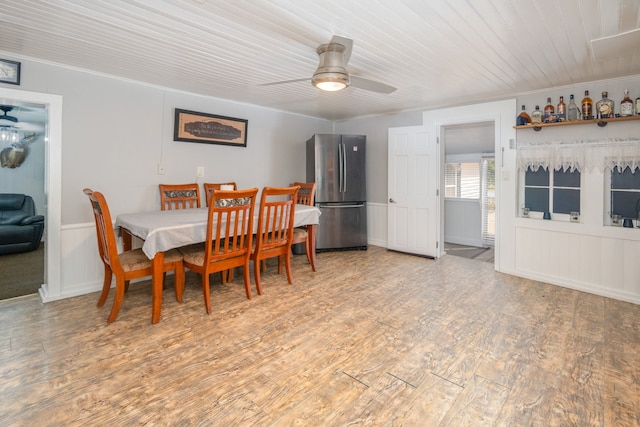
(197, 166), (204, 178)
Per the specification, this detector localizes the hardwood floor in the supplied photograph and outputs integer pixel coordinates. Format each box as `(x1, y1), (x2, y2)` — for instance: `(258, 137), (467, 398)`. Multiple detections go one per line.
(1, 246), (639, 426)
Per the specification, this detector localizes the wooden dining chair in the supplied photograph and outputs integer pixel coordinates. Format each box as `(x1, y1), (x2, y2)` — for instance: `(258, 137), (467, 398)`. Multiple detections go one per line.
(159, 183), (201, 210)
(179, 187), (259, 312)
(83, 188), (185, 323)
(203, 182), (238, 207)
(250, 186), (300, 295)
(203, 182), (240, 282)
(289, 181), (317, 271)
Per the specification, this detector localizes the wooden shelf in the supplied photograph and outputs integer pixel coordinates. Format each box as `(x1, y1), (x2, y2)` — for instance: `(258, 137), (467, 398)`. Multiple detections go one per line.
(514, 115), (640, 131)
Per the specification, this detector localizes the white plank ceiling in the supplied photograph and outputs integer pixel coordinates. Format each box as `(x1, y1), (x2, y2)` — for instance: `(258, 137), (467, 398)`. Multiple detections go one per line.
(0, 0), (639, 121)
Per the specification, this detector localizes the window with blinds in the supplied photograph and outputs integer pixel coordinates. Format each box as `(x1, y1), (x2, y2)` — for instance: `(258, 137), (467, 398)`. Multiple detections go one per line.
(444, 162), (480, 199)
(481, 157), (495, 247)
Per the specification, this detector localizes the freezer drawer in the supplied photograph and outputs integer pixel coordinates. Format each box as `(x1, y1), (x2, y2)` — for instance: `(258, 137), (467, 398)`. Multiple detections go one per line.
(316, 202), (367, 251)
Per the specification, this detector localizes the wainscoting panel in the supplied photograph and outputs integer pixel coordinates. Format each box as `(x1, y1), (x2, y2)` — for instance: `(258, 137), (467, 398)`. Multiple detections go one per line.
(367, 202), (387, 248)
(514, 225), (640, 304)
(41, 223), (104, 301)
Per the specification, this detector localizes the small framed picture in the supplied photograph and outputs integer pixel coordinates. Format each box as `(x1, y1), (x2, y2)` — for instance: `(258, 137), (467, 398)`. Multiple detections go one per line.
(0, 59), (21, 85)
(174, 109), (248, 147)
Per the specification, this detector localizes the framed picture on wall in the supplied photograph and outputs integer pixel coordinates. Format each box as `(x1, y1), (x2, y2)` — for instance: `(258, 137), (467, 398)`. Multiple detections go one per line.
(173, 108), (248, 147)
(0, 59), (21, 85)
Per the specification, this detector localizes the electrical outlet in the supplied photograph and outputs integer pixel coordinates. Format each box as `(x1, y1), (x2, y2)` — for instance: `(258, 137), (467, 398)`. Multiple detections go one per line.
(157, 164), (165, 175)
(197, 166), (204, 178)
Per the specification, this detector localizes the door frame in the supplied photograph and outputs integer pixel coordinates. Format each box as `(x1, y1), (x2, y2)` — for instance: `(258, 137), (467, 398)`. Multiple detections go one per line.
(0, 87), (63, 300)
(423, 99), (516, 268)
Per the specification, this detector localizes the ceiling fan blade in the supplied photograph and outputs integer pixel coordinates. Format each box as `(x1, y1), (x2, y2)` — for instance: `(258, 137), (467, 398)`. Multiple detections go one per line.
(330, 35), (353, 65)
(14, 122), (44, 132)
(350, 76), (397, 94)
(258, 78), (309, 87)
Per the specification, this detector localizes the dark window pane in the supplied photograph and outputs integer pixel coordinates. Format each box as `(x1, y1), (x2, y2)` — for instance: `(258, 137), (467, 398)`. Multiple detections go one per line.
(554, 168), (580, 188)
(611, 191), (640, 219)
(553, 189), (580, 214)
(525, 167), (549, 186)
(525, 187), (549, 212)
(611, 166), (640, 190)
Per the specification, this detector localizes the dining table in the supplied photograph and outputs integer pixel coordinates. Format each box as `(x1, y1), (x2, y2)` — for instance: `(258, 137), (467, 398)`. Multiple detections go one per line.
(115, 204), (321, 323)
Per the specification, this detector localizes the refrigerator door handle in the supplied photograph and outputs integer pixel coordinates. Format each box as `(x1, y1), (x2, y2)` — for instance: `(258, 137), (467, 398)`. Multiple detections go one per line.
(319, 203), (364, 208)
(338, 142), (344, 193)
(342, 142), (347, 193)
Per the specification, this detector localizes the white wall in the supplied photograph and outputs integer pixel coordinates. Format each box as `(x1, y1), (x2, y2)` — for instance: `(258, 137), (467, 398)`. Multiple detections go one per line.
(444, 199), (482, 247)
(2, 57), (333, 300)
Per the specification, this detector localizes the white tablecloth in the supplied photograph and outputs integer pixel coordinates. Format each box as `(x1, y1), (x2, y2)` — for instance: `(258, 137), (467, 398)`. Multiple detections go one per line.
(115, 204), (320, 259)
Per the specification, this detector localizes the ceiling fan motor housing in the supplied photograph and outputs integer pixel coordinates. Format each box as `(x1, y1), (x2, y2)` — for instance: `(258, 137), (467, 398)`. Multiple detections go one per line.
(312, 43), (350, 89)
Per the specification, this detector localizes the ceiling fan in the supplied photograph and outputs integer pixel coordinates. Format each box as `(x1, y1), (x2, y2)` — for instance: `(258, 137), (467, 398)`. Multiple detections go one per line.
(261, 35), (397, 94)
(0, 105), (43, 133)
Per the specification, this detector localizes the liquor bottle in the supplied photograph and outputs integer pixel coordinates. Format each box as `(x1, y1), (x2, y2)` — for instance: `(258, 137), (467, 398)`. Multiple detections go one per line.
(543, 97), (555, 122)
(636, 96), (640, 116)
(556, 96), (566, 121)
(516, 105), (531, 125)
(531, 105), (543, 124)
(620, 89), (634, 116)
(567, 94), (580, 121)
(581, 90), (593, 120)
(595, 91), (614, 119)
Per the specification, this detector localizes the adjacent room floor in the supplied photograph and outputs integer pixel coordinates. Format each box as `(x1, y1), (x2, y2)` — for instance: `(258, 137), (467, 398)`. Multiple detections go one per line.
(444, 242), (494, 263)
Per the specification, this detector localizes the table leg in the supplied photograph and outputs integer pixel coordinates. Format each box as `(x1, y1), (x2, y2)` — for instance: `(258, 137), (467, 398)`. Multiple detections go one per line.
(151, 251), (165, 324)
(121, 228), (133, 251)
(307, 224), (317, 271)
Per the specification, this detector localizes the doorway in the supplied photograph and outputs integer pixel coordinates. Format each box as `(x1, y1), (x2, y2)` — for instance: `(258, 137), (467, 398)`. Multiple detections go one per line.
(442, 121), (495, 263)
(0, 87), (63, 301)
(0, 102), (47, 299)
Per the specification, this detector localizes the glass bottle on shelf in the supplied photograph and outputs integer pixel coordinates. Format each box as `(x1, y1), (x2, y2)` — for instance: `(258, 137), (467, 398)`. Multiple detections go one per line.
(581, 90), (593, 120)
(556, 96), (566, 121)
(636, 96), (640, 116)
(567, 94), (580, 121)
(531, 105), (543, 124)
(516, 105), (531, 125)
(595, 91), (614, 119)
(620, 89), (633, 116)
(543, 97), (555, 122)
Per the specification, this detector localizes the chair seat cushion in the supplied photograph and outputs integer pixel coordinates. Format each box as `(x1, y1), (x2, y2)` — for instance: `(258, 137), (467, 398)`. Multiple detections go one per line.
(178, 243), (206, 265)
(292, 227), (308, 244)
(119, 248), (183, 272)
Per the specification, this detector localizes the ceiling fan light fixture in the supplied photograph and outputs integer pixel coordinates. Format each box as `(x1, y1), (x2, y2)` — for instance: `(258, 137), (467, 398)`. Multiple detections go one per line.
(312, 43), (350, 91)
(312, 72), (349, 91)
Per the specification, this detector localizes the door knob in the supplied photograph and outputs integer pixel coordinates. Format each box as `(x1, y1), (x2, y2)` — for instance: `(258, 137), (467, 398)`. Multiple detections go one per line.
(389, 198), (396, 203)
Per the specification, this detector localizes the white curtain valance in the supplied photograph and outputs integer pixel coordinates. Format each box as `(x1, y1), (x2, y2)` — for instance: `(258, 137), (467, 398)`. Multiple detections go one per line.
(516, 138), (640, 173)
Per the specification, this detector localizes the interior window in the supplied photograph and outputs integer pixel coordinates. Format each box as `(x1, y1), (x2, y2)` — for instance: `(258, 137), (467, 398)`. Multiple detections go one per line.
(524, 166), (549, 212)
(610, 166), (640, 220)
(553, 167), (580, 214)
(523, 166), (581, 215)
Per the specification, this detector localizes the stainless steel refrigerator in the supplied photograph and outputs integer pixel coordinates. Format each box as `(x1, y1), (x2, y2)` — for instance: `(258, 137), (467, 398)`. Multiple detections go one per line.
(306, 134), (367, 251)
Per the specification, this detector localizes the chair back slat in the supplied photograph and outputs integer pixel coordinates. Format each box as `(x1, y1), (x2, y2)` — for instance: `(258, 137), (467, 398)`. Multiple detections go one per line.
(292, 182), (317, 206)
(203, 182), (238, 207)
(159, 183), (201, 210)
(205, 188), (258, 263)
(255, 186), (300, 253)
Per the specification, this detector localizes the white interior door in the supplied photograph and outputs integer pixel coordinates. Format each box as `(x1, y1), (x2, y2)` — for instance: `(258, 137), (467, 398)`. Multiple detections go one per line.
(387, 126), (439, 257)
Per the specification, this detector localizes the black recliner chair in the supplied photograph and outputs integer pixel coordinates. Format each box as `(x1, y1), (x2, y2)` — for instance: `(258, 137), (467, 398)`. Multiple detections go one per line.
(0, 194), (45, 255)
